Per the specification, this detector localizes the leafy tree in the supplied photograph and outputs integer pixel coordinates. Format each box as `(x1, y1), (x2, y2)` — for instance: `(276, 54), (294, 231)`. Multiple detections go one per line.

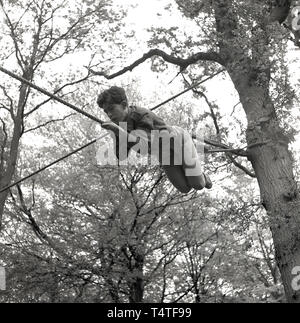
(0, 0), (122, 227)
(89, 0), (300, 302)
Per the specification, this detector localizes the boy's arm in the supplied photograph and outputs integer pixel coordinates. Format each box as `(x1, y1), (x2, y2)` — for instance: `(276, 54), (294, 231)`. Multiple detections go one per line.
(136, 113), (154, 132)
(136, 110), (169, 134)
(102, 122), (140, 161)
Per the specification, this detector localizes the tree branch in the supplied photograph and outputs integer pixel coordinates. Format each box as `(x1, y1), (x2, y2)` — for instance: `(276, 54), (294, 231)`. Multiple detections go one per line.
(226, 154), (256, 178)
(182, 74), (222, 138)
(89, 49), (225, 79)
(16, 184), (71, 258)
(0, 0), (26, 70)
(24, 113), (76, 133)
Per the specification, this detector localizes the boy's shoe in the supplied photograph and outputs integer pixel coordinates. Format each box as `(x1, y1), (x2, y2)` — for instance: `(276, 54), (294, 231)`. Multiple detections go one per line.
(204, 173), (213, 189)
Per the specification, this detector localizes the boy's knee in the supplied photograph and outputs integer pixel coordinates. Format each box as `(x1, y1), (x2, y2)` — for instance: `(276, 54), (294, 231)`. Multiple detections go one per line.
(192, 184), (205, 191)
(187, 175), (206, 190)
(178, 185), (192, 194)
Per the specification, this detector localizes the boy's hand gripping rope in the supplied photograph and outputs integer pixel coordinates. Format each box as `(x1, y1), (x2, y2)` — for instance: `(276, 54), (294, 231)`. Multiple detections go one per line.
(0, 66), (225, 193)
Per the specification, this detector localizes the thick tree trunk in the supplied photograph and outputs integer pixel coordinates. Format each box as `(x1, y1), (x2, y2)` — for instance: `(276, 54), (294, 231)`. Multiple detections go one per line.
(107, 278), (121, 303)
(213, 0), (300, 302)
(128, 250), (144, 303)
(0, 192), (8, 228)
(233, 81), (300, 302)
(0, 76), (29, 228)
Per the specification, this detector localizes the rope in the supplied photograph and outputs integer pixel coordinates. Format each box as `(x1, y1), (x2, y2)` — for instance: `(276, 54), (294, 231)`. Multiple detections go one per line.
(0, 66), (104, 126)
(0, 134), (108, 194)
(150, 69), (225, 111)
(0, 66), (225, 193)
(0, 66), (225, 121)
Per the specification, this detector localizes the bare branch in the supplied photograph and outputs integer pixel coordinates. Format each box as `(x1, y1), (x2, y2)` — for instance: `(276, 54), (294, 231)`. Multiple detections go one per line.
(24, 73), (90, 117)
(182, 74), (221, 138)
(0, 1), (26, 70)
(0, 104), (11, 116)
(16, 184), (71, 258)
(89, 49), (225, 79)
(0, 85), (14, 118)
(24, 113), (76, 133)
(14, 0), (35, 30)
(35, 6), (98, 67)
(202, 137), (247, 157)
(226, 154), (256, 178)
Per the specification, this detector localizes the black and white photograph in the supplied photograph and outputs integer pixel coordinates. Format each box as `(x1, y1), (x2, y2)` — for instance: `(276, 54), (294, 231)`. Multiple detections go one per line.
(1, 0), (300, 307)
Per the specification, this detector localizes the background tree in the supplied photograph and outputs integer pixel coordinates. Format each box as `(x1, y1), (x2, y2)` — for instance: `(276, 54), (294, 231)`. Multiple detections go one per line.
(0, 0), (124, 227)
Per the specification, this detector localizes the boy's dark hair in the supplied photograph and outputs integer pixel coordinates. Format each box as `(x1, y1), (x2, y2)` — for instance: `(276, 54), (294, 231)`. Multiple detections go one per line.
(97, 86), (128, 109)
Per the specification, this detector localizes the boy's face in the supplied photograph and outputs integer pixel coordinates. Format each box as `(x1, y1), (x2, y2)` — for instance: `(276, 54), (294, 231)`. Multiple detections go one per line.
(103, 101), (128, 123)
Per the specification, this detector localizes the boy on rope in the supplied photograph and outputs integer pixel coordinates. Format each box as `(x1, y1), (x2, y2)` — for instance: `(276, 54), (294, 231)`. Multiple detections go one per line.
(97, 86), (212, 193)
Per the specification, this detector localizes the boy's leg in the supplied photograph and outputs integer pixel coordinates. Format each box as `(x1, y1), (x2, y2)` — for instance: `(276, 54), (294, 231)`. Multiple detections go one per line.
(186, 174), (206, 190)
(203, 173), (213, 189)
(186, 170), (212, 190)
(162, 165), (192, 193)
(181, 131), (212, 190)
